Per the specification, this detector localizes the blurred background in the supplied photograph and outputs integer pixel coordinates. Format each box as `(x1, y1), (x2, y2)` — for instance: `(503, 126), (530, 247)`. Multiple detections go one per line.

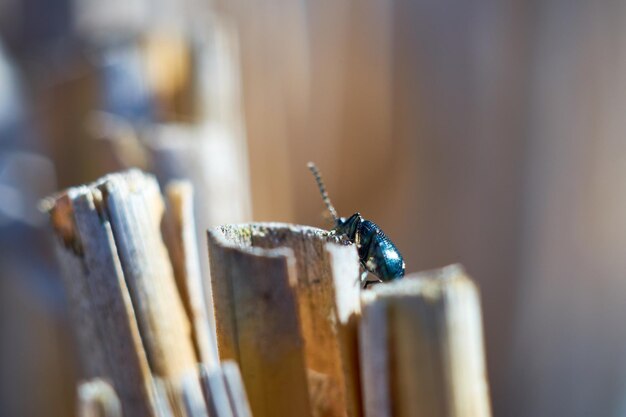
(1, 0), (626, 416)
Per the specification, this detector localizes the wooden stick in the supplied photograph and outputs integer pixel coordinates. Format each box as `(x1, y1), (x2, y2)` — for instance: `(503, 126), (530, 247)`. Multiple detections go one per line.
(326, 243), (363, 417)
(208, 225), (312, 417)
(200, 365), (235, 417)
(207, 223), (361, 417)
(77, 379), (122, 417)
(359, 264), (492, 417)
(162, 181), (218, 368)
(98, 170), (198, 379)
(145, 123), (253, 360)
(51, 195), (109, 380)
(46, 170), (204, 417)
(48, 190), (159, 417)
(221, 361), (253, 417)
(199, 361), (253, 417)
(179, 372), (210, 417)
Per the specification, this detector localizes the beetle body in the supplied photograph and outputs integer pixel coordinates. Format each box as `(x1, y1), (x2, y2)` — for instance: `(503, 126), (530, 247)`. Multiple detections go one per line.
(335, 212), (405, 282)
(307, 162), (405, 286)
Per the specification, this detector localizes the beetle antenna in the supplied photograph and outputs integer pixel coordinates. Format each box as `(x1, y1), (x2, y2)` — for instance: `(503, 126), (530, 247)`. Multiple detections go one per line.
(307, 162), (338, 222)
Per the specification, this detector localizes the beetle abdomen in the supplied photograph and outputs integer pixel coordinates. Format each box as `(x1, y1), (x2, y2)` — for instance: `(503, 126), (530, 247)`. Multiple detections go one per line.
(357, 220), (405, 281)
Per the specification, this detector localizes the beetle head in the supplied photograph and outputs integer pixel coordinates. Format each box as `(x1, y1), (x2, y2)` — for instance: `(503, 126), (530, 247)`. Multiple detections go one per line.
(334, 212), (362, 240)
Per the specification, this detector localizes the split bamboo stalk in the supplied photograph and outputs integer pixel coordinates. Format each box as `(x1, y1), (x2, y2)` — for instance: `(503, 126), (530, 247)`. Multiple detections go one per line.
(207, 223), (361, 417)
(200, 365), (235, 417)
(181, 374), (210, 417)
(221, 361), (253, 417)
(199, 361), (253, 417)
(209, 232), (311, 417)
(97, 170), (198, 379)
(359, 264), (492, 417)
(145, 122), (253, 359)
(46, 170), (203, 416)
(162, 181), (218, 367)
(48, 189), (159, 417)
(77, 379), (122, 417)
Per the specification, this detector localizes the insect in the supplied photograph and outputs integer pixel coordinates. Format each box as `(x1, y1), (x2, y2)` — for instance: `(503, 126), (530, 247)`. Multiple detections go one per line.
(307, 162), (405, 288)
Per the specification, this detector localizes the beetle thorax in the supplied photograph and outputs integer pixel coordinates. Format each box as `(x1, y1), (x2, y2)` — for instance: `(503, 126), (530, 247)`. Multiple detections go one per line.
(334, 212), (362, 240)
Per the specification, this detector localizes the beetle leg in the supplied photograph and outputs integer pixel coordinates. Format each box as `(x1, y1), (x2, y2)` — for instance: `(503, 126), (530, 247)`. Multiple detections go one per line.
(360, 270), (369, 285)
(354, 268), (366, 286)
(362, 278), (383, 289)
(360, 270), (382, 289)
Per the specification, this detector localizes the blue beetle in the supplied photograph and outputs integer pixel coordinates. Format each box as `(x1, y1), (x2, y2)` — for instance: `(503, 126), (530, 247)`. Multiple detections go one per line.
(308, 162), (405, 287)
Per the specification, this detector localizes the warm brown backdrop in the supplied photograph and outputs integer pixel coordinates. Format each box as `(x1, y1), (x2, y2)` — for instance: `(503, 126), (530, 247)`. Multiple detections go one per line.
(2, 1), (626, 417)
(222, 2), (626, 417)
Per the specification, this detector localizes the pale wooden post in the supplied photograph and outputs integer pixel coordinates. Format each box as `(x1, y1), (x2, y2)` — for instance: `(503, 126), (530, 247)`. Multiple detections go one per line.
(46, 170), (204, 417)
(360, 264), (492, 417)
(207, 223), (362, 417)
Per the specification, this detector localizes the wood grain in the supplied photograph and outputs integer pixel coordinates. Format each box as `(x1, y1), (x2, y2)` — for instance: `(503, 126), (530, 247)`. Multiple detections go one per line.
(97, 170), (198, 379)
(47, 170), (205, 417)
(208, 225), (312, 417)
(48, 187), (159, 417)
(360, 264), (491, 417)
(207, 223), (362, 417)
(163, 181), (218, 368)
(77, 379), (122, 417)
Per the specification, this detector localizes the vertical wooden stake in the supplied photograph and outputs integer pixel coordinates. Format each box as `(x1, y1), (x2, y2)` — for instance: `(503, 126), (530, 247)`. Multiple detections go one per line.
(207, 224), (362, 417)
(46, 170), (204, 417)
(360, 264), (492, 417)
(208, 226), (312, 417)
(49, 190), (158, 417)
(77, 379), (122, 417)
(221, 361), (254, 417)
(163, 181), (218, 368)
(98, 170), (198, 379)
